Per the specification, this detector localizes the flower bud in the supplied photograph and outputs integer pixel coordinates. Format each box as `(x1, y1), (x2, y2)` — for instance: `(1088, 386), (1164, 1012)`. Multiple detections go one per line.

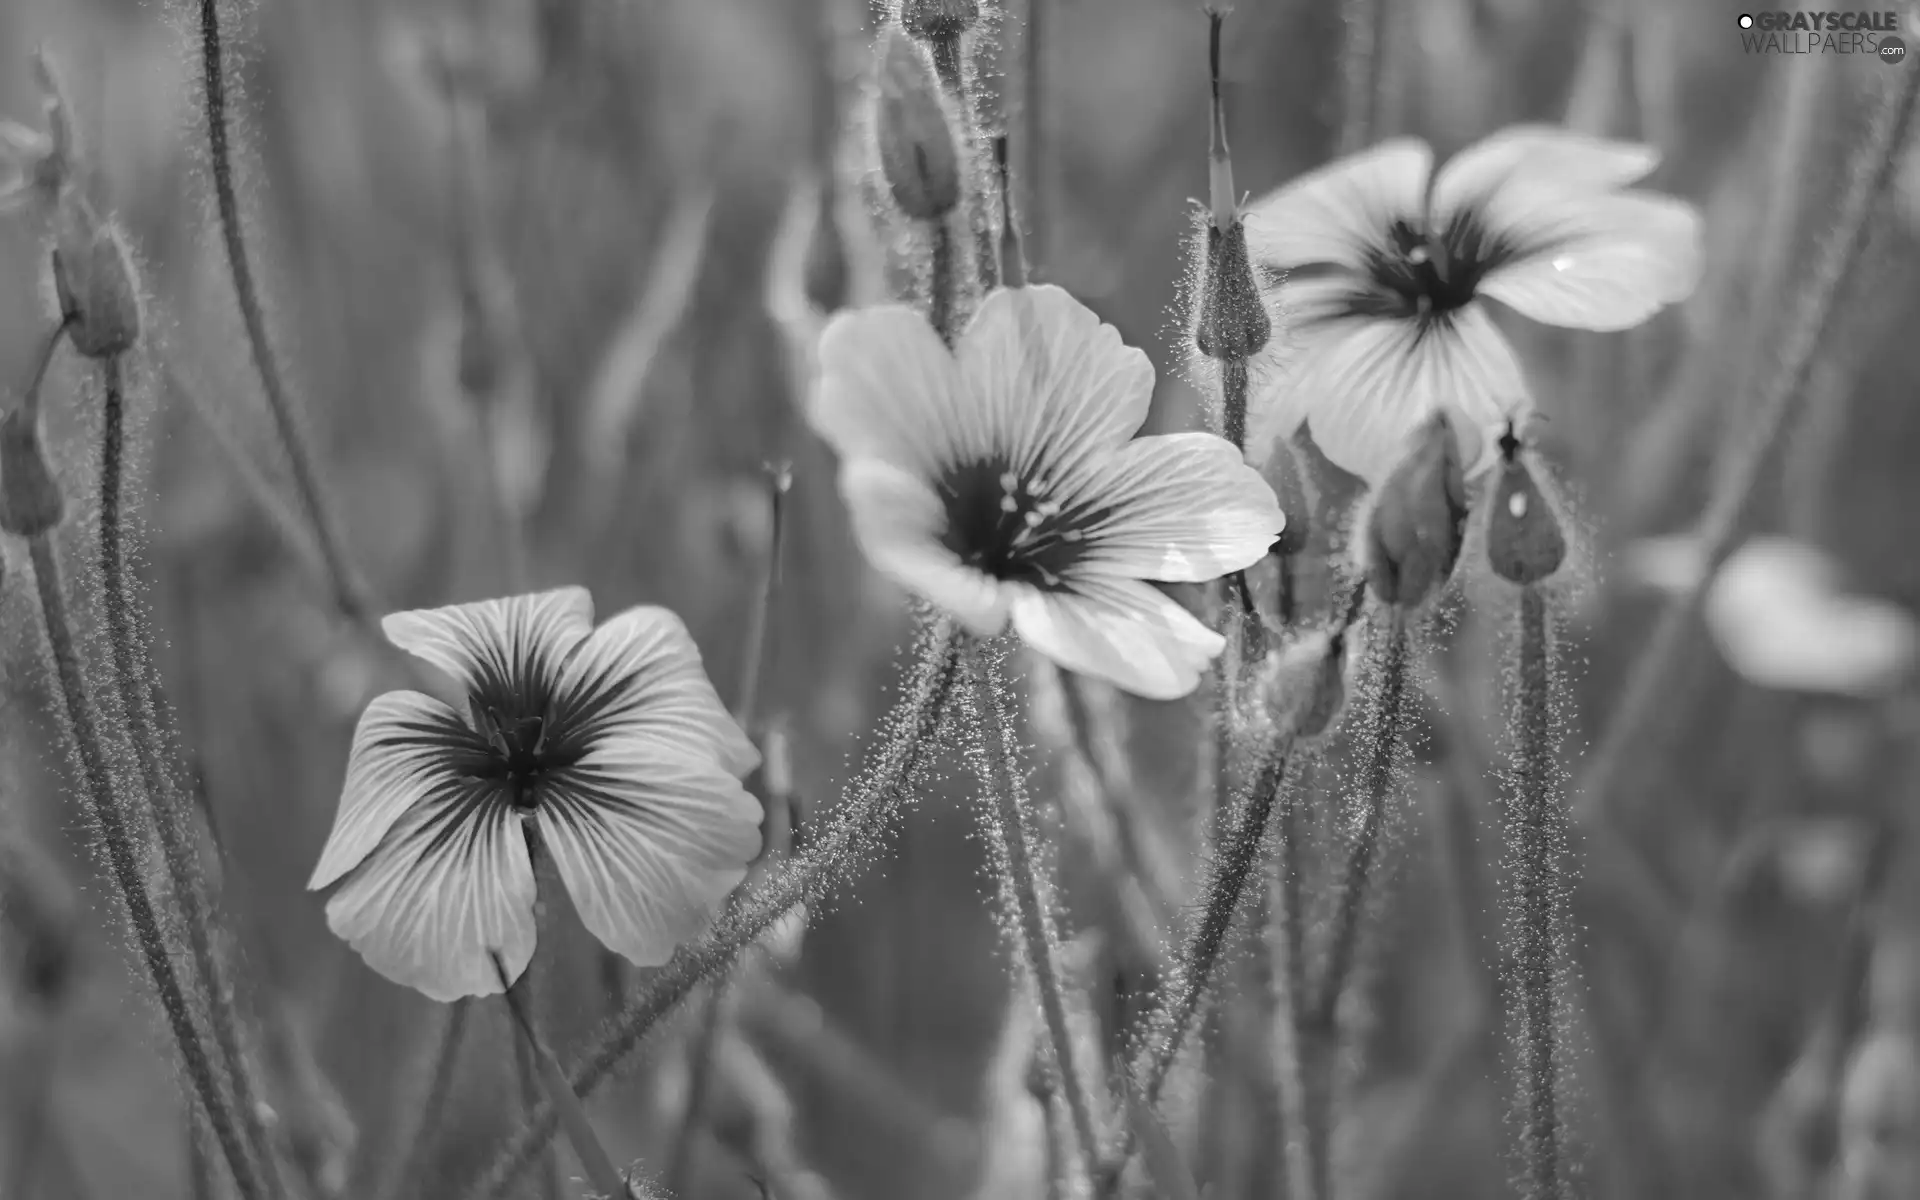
(51, 197), (140, 359)
(0, 407), (66, 538)
(874, 27), (961, 222)
(1262, 624), (1348, 740)
(1263, 432), (1313, 559)
(1363, 410), (1469, 609)
(902, 0), (980, 40)
(1486, 427), (1566, 586)
(1194, 220), (1269, 360)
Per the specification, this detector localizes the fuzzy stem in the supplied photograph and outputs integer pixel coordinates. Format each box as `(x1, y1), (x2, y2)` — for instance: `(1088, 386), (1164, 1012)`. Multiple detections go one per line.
(929, 222), (959, 345)
(197, 0), (370, 624)
(1267, 860), (1317, 1200)
(1509, 587), (1565, 1197)
(96, 356), (286, 1196)
(25, 535), (266, 1200)
(468, 624), (962, 1199)
(492, 955), (630, 1200)
(965, 640), (1103, 1181)
(1577, 50), (1920, 825)
(375, 999), (471, 1200)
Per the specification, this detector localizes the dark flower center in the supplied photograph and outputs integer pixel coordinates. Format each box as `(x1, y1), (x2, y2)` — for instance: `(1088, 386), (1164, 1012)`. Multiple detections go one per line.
(937, 457), (1097, 590)
(471, 705), (579, 809)
(1352, 203), (1524, 322)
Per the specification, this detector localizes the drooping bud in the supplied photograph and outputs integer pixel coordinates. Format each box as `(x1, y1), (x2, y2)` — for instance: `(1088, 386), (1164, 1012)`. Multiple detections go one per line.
(50, 205), (142, 359)
(1261, 623), (1349, 740)
(874, 27), (961, 222)
(1486, 423), (1567, 585)
(902, 0), (980, 41)
(0, 406), (65, 538)
(1363, 410), (1470, 609)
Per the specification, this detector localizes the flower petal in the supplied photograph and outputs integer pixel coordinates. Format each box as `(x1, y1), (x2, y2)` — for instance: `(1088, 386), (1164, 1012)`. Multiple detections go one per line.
(811, 304), (976, 476)
(539, 748), (763, 968)
(1474, 190), (1702, 331)
(1431, 126), (1661, 220)
(1243, 139), (1433, 272)
(1070, 432), (1283, 583)
(309, 690), (491, 891)
(1009, 577), (1224, 701)
(382, 588), (594, 710)
(956, 284), (1155, 480)
(1268, 280), (1529, 486)
(842, 456), (1012, 636)
(548, 605), (758, 778)
(323, 784), (536, 1002)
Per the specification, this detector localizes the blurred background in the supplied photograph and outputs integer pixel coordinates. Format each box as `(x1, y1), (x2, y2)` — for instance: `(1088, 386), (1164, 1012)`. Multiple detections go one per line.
(1, 0), (1920, 1198)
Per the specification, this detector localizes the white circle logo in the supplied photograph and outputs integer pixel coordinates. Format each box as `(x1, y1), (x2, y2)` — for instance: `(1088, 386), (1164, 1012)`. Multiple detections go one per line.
(1738, 13), (1754, 28)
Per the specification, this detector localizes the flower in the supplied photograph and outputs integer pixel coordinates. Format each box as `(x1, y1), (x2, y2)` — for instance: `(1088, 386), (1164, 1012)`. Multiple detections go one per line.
(308, 589), (762, 1001)
(810, 285), (1284, 701)
(1243, 125), (1703, 485)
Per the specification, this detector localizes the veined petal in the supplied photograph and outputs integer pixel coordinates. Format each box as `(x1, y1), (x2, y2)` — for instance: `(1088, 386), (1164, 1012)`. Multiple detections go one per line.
(1431, 126), (1661, 220)
(842, 457), (1012, 636)
(549, 605), (758, 778)
(309, 691), (492, 891)
(382, 588), (593, 711)
(812, 304), (979, 477)
(323, 784), (536, 1002)
(1281, 286), (1529, 486)
(1243, 139), (1433, 272)
(956, 285), (1155, 484)
(1475, 189), (1702, 331)
(539, 748), (763, 968)
(1070, 431), (1283, 583)
(1009, 577), (1224, 701)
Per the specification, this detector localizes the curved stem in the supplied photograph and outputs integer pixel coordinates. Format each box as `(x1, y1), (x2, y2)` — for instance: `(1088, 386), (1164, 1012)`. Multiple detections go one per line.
(197, 0), (369, 624)
(26, 535), (266, 1200)
(96, 356), (286, 1195)
(965, 640), (1103, 1181)
(468, 622), (963, 1199)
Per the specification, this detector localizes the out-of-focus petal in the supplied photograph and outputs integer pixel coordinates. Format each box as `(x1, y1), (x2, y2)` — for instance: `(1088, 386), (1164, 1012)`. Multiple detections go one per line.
(843, 456), (1011, 636)
(1243, 139), (1432, 272)
(956, 285), (1156, 480)
(381, 588), (593, 708)
(1071, 431), (1283, 583)
(1476, 190), (1702, 330)
(1431, 126), (1661, 219)
(1008, 577), (1223, 701)
(549, 606), (759, 778)
(308, 691), (489, 890)
(539, 747), (762, 968)
(323, 783), (536, 1002)
(1269, 284), (1529, 486)
(1706, 538), (1918, 699)
(812, 304), (979, 476)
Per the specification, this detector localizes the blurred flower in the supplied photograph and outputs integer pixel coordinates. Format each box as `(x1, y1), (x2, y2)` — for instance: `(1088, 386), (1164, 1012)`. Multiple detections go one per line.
(1702, 538), (1918, 699)
(1243, 126), (1702, 484)
(308, 588), (762, 1001)
(810, 285), (1284, 700)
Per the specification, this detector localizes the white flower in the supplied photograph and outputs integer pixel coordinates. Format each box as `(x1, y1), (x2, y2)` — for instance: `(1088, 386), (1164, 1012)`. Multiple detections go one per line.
(1243, 125), (1703, 484)
(810, 285), (1284, 701)
(308, 588), (762, 1002)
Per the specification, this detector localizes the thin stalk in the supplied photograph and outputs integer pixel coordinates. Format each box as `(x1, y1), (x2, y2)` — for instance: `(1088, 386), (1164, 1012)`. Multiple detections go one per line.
(96, 356), (285, 1195)
(965, 640), (1103, 1182)
(1267, 862), (1316, 1200)
(1335, 0), (1380, 155)
(468, 623), (963, 1199)
(25, 535), (266, 1200)
(1576, 52), (1920, 824)
(197, 0), (370, 624)
(491, 954), (630, 1200)
(1507, 587), (1566, 1198)
(375, 999), (471, 1200)
(510, 969), (562, 1200)
(1022, 0), (1048, 272)
(929, 223), (959, 345)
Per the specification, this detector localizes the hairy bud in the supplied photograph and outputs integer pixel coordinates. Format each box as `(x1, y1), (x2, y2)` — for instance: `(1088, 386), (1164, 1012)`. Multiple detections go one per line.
(1486, 425), (1566, 585)
(1262, 624), (1348, 740)
(52, 198), (141, 359)
(1364, 411), (1470, 609)
(902, 0), (980, 40)
(875, 27), (961, 221)
(0, 406), (65, 537)
(1194, 221), (1269, 360)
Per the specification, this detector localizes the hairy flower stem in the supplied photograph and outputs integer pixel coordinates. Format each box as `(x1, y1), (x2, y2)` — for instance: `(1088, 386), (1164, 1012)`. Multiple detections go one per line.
(1268, 862), (1317, 1200)
(469, 625), (963, 1199)
(198, 0), (370, 625)
(1578, 49), (1920, 824)
(95, 357), (286, 1194)
(1508, 587), (1566, 1197)
(929, 222), (959, 345)
(492, 955), (630, 1200)
(376, 999), (470, 1200)
(25, 535), (266, 1200)
(964, 641), (1104, 1181)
